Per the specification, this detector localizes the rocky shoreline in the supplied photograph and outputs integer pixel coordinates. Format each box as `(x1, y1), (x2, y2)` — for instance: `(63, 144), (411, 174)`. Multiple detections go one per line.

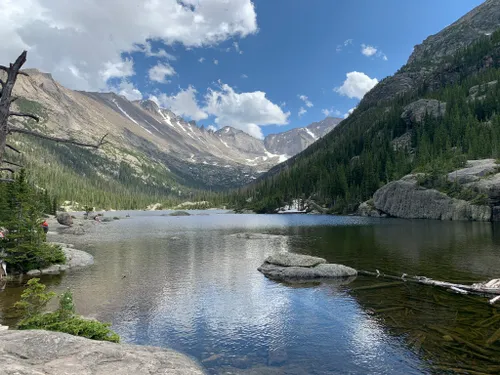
(25, 244), (94, 276)
(0, 330), (206, 375)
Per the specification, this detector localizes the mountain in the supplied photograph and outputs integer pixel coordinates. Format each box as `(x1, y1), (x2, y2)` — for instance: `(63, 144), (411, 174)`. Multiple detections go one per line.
(238, 0), (500, 217)
(264, 117), (342, 157)
(3, 68), (338, 207)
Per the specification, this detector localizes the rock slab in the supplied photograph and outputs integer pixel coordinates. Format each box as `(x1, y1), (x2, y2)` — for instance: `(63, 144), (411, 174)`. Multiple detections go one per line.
(0, 330), (206, 375)
(258, 252), (357, 281)
(26, 247), (94, 276)
(373, 178), (491, 221)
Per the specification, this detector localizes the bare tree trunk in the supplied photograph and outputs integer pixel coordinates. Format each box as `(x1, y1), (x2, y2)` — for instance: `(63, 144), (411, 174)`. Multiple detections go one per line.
(0, 51), (108, 179)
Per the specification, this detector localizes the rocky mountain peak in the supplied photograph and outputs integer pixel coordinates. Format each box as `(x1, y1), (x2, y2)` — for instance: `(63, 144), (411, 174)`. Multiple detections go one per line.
(408, 0), (500, 66)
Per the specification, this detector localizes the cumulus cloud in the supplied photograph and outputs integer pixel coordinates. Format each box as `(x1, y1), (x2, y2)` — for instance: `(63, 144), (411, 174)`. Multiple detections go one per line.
(213, 59), (219, 65)
(233, 41), (243, 54)
(114, 80), (143, 101)
(361, 44), (388, 60)
(241, 74), (248, 78)
(335, 71), (378, 100)
(1, 0), (258, 91)
(344, 107), (356, 119)
(207, 125), (218, 132)
(361, 44), (377, 57)
(298, 107), (307, 117)
(298, 94), (313, 108)
(151, 86), (208, 121)
(148, 63), (176, 83)
(204, 82), (290, 139)
(198, 57), (205, 63)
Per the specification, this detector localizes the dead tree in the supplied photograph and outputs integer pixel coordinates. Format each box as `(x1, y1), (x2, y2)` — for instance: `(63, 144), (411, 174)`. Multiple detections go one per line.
(0, 51), (108, 181)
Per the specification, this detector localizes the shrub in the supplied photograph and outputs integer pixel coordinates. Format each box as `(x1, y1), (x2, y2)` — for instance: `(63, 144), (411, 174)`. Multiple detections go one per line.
(15, 279), (120, 343)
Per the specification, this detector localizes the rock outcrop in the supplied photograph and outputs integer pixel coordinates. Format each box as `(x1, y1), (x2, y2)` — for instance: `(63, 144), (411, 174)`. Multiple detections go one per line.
(0, 330), (206, 375)
(56, 212), (73, 227)
(447, 159), (498, 184)
(258, 253), (357, 281)
(401, 99), (446, 127)
(357, 201), (386, 218)
(26, 246), (94, 276)
(373, 176), (491, 221)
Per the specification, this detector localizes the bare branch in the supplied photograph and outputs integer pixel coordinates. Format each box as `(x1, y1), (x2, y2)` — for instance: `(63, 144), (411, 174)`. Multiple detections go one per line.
(9, 127), (108, 149)
(9, 112), (39, 122)
(0, 66), (8, 74)
(6, 144), (21, 153)
(3, 160), (23, 167)
(9, 97), (18, 104)
(0, 167), (15, 173)
(18, 71), (29, 77)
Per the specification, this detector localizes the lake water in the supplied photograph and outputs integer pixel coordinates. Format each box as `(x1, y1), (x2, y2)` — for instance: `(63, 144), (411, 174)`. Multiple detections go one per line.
(2, 212), (500, 374)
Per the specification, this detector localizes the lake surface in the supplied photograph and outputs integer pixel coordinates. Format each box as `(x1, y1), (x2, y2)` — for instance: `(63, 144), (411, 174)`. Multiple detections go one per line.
(2, 212), (500, 374)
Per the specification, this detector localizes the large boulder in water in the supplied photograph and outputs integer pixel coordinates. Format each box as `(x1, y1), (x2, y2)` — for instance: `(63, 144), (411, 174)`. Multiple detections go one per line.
(56, 212), (73, 227)
(0, 330), (206, 375)
(373, 177), (491, 221)
(258, 252), (357, 281)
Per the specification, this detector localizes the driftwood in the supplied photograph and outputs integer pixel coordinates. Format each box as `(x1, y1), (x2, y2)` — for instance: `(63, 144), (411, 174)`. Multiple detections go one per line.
(0, 50), (108, 179)
(359, 270), (500, 303)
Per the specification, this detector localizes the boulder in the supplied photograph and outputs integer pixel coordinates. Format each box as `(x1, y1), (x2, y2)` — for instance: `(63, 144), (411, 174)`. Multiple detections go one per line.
(0, 330), (206, 375)
(258, 262), (357, 281)
(466, 172), (500, 206)
(401, 99), (446, 127)
(265, 252), (326, 267)
(448, 159), (498, 184)
(169, 211), (191, 216)
(357, 201), (386, 218)
(373, 179), (491, 221)
(56, 212), (73, 227)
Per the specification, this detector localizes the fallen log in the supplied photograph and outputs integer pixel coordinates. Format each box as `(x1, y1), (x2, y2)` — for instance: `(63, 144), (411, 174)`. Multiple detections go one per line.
(358, 270), (500, 300)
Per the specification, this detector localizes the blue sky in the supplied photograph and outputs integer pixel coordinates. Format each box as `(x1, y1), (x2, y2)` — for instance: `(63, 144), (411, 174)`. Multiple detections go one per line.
(5, 0), (485, 139)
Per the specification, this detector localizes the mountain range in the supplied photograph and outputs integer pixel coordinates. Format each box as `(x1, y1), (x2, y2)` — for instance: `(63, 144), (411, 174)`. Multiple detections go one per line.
(4, 68), (340, 205)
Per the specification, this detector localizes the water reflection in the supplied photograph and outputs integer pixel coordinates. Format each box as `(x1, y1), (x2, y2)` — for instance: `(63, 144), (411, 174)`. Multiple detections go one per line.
(4, 213), (499, 374)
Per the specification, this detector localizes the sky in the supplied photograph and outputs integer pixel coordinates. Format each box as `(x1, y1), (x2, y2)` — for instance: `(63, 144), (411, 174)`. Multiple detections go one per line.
(1, 0), (485, 139)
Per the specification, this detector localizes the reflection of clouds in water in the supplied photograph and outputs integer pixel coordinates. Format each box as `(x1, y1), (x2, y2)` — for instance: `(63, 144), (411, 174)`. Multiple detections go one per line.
(144, 233), (293, 350)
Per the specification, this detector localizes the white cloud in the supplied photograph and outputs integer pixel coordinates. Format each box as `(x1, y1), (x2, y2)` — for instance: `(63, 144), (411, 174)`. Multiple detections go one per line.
(207, 125), (218, 132)
(298, 107), (307, 117)
(213, 59), (219, 65)
(198, 57), (205, 63)
(241, 74), (248, 78)
(322, 108), (341, 117)
(132, 42), (176, 60)
(151, 86), (208, 121)
(344, 107), (356, 119)
(336, 38), (353, 52)
(1, 0), (258, 91)
(110, 80), (142, 101)
(204, 82), (290, 139)
(148, 63), (176, 83)
(361, 44), (388, 61)
(280, 101), (286, 107)
(298, 94), (313, 108)
(233, 41), (243, 54)
(335, 71), (378, 100)
(361, 44), (377, 57)
(99, 58), (135, 82)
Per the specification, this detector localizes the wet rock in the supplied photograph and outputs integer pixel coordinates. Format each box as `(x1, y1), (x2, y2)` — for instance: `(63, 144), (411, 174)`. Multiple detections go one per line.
(26, 269), (41, 276)
(0, 330), (206, 375)
(357, 201), (386, 218)
(56, 212), (73, 227)
(265, 252), (326, 267)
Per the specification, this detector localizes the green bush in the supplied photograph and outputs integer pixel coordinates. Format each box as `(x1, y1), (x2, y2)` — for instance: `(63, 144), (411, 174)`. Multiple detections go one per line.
(15, 279), (120, 343)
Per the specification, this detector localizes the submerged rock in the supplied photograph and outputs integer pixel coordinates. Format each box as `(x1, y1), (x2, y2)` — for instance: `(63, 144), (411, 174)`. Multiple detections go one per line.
(0, 330), (206, 375)
(169, 211), (191, 216)
(258, 252), (357, 281)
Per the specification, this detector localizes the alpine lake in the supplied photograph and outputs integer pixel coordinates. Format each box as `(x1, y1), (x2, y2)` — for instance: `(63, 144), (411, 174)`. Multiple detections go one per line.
(2, 211), (500, 375)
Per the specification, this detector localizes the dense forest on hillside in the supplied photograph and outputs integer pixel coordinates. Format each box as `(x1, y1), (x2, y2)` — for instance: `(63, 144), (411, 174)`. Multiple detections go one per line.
(229, 29), (500, 214)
